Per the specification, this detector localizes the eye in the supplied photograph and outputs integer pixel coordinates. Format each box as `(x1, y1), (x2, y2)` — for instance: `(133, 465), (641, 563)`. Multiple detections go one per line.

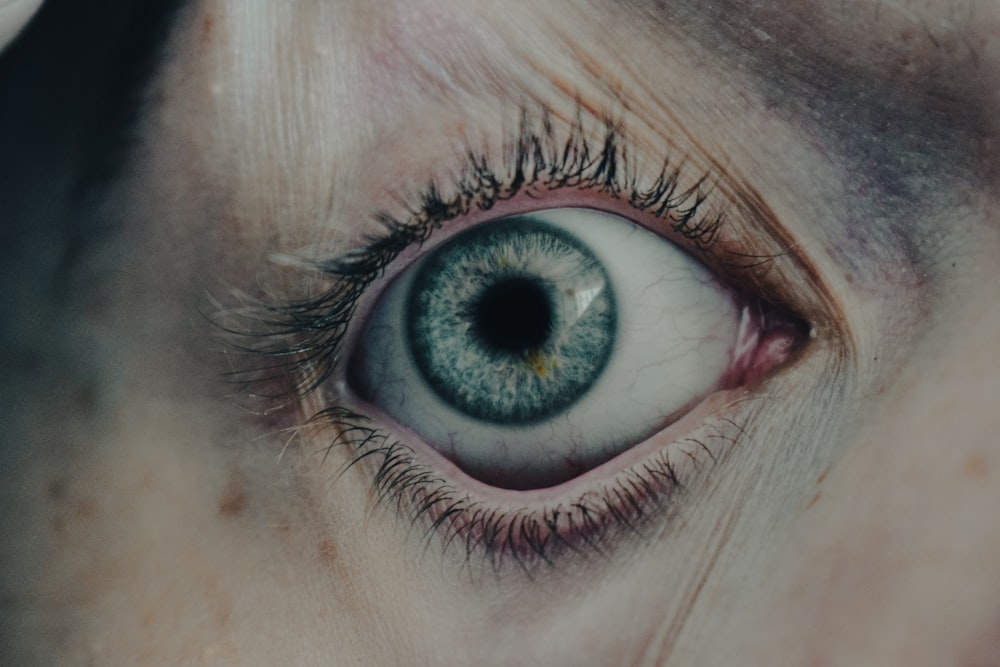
(229, 107), (828, 569)
(349, 207), (800, 490)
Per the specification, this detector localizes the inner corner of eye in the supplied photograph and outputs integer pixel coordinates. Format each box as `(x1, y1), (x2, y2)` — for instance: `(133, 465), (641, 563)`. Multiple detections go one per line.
(344, 207), (807, 491)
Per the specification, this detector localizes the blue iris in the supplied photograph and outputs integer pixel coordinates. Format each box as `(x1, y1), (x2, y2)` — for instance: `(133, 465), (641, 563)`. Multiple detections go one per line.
(406, 216), (617, 424)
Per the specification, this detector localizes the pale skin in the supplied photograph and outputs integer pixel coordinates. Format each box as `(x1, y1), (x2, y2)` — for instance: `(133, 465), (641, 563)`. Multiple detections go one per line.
(1, 0), (999, 665)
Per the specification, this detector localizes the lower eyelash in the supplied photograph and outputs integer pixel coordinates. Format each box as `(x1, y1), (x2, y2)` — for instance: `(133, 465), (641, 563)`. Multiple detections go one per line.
(311, 404), (749, 575)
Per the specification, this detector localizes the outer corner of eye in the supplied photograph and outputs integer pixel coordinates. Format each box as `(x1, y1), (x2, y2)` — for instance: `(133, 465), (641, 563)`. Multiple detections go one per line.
(344, 206), (807, 491)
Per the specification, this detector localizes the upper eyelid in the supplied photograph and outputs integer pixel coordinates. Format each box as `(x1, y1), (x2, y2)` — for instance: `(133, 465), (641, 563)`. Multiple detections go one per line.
(363, 109), (845, 341)
(218, 106), (707, 398)
(220, 101), (850, 409)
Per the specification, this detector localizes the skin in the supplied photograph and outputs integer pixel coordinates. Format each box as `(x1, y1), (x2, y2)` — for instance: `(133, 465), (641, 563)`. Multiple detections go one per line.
(1, 0), (999, 665)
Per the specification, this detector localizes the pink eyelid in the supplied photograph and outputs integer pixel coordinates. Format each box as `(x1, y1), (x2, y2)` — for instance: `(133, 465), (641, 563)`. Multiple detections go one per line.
(721, 304), (805, 388)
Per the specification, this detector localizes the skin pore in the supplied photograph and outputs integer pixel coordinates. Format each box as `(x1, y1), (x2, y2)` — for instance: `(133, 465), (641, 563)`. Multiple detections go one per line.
(1, 0), (999, 665)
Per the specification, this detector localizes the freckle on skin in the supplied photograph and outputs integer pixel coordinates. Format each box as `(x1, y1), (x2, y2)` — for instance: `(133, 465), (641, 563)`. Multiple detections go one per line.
(201, 14), (214, 43)
(318, 539), (338, 567)
(217, 477), (247, 518)
(964, 454), (988, 480)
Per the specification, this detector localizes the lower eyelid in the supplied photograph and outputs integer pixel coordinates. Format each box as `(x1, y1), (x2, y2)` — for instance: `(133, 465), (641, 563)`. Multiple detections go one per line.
(308, 384), (765, 570)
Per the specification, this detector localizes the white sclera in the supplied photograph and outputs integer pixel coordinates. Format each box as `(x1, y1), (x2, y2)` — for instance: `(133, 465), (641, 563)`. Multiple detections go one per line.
(353, 208), (741, 488)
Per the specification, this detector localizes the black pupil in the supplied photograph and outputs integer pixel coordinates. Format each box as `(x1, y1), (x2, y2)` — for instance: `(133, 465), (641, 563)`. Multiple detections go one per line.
(471, 277), (553, 354)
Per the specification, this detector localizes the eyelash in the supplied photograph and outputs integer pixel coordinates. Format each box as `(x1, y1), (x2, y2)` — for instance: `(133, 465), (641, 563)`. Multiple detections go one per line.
(223, 104), (796, 575)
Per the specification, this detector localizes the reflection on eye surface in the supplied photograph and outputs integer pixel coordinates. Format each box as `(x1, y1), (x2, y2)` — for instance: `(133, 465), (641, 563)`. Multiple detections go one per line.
(236, 105), (816, 570)
(352, 208), (749, 489)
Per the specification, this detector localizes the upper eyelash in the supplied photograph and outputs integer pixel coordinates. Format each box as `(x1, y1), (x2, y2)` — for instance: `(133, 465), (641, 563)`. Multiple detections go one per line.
(221, 105), (720, 399)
